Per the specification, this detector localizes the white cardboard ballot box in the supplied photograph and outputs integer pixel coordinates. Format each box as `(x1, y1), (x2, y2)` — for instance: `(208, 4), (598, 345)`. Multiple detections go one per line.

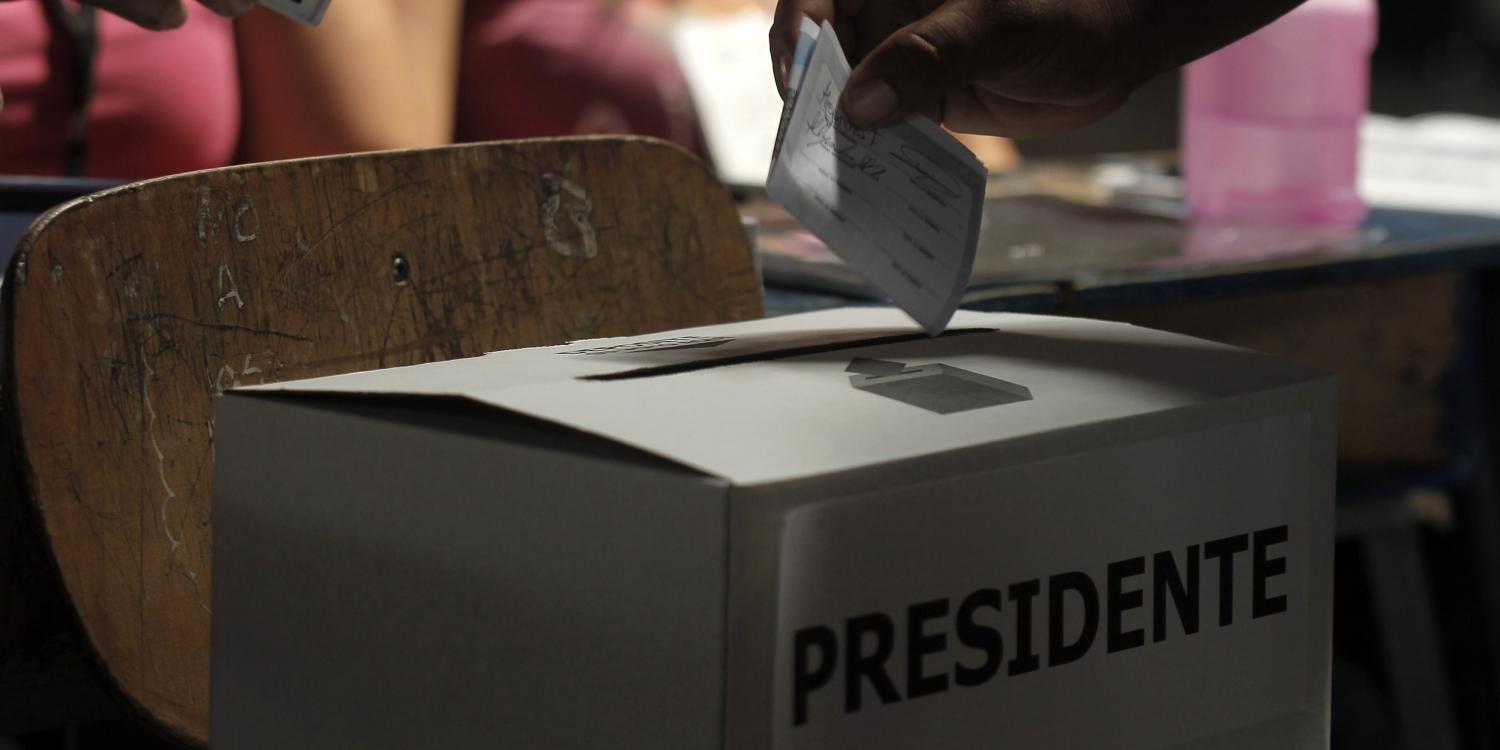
(212, 309), (1336, 750)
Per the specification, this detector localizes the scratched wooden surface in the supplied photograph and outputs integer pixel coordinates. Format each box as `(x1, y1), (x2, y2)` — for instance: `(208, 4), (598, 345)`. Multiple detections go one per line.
(1, 136), (762, 743)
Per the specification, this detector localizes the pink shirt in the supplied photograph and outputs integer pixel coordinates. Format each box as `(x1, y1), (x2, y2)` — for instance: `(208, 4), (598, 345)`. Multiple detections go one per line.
(457, 0), (705, 156)
(0, 1), (239, 179)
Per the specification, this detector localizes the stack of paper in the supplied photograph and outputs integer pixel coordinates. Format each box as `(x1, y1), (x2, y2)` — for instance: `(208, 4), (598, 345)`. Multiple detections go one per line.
(768, 20), (988, 335)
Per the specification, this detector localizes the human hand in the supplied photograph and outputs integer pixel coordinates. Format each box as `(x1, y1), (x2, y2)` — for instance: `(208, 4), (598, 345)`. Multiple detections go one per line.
(77, 0), (257, 30)
(770, 0), (1154, 138)
(769, 0), (1302, 138)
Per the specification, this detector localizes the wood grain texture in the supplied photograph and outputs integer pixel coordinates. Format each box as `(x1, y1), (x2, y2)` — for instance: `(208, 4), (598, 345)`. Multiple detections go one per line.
(1084, 272), (1461, 465)
(2, 137), (761, 744)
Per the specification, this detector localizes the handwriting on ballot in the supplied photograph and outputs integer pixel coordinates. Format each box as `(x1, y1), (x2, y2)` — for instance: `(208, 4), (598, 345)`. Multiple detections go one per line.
(768, 20), (987, 336)
(805, 86), (887, 178)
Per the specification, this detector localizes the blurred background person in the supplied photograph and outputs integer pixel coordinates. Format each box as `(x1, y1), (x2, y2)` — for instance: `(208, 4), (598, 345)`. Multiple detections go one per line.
(2, 0), (709, 177)
(0, 0), (245, 177)
(234, 0), (464, 160)
(2, 0), (996, 180)
(239, 0), (708, 161)
(453, 0), (707, 155)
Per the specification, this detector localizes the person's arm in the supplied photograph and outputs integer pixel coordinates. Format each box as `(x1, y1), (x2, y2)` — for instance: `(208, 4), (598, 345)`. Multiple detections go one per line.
(769, 0), (1307, 138)
(235, 0), (463, 161)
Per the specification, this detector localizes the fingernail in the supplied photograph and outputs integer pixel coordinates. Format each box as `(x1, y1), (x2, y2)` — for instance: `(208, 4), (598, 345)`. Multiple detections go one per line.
(777, 53), (790, 89)
(844, 80), (898, 128)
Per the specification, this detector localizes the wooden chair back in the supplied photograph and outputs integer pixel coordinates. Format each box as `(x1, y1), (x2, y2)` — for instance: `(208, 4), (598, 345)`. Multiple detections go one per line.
(0, 137), (762, 743)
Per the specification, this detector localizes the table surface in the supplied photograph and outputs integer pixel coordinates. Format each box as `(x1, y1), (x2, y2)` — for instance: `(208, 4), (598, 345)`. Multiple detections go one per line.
(756, 161), (1500, 316)
(0, 177), (123, 272)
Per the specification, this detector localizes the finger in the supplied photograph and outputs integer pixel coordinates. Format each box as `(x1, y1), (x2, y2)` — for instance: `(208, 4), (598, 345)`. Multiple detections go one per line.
(770, 0), (833, 93)
(841, 0), (987, 129)
(941, 85), (1129, 139)
(770, 0), (872, 93)
(770, 26), (789, 98)
(196, 0), (256, 17)
(78, 0), (188, 29)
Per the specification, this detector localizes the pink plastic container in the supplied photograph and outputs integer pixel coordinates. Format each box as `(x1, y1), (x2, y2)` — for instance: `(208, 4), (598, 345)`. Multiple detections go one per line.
(1183, 0), (1379, 227)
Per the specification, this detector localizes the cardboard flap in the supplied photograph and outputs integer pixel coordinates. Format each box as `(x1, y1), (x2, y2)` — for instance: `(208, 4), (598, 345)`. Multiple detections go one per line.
(240, 309), (1329, 485)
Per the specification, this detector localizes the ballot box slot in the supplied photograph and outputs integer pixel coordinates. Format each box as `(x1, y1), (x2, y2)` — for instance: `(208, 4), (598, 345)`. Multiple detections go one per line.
(580, 328), (993, 382)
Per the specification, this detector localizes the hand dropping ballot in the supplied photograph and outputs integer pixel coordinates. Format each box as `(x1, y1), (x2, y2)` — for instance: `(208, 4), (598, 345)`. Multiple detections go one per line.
(768, 20), (987, 336)
(258, 0), (331, 26)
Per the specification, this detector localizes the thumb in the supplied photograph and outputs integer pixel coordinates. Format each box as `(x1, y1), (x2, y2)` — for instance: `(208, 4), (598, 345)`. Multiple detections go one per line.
(840, 2), (987, 129)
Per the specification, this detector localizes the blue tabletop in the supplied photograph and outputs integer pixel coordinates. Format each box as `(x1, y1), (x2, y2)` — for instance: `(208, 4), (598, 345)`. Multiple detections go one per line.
(761, 201), (1500, 316)
(0, 176), (123, 272)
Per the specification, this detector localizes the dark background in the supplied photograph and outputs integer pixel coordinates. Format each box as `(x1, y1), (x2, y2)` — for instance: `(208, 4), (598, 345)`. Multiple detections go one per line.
(1021, 0), (1500, 157)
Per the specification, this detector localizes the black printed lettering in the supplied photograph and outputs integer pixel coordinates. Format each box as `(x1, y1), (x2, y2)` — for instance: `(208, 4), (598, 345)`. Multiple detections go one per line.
(1008, 579), (1042, 675)
(1204, 534), (1250, 627)
(906, 599), (950, 699)
(792, 626), (837, 727)
(1253, 526), (1290, 618)
(787, 526), (1296, 729)
(1107, 557), (1147, 653)
(1153, 545), (1201, 642)
(954, 588), (1003, 688)
(1048, 572), (1099, 667)
(845, 614), (901, 714)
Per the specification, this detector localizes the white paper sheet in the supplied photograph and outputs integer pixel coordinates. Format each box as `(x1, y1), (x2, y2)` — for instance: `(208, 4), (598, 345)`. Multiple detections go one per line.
(767, 21), (987, 335)
(1361, 113), (1500, 216)
(671, 10), (788, 188)
(774, 414), (1314, 750)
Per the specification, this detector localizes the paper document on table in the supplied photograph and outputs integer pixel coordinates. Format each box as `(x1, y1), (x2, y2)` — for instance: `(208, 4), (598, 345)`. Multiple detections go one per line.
(767, 20), (987, 336)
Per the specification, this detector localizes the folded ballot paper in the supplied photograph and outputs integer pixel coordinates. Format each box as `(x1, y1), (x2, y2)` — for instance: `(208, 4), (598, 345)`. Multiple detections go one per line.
(768, 19), (988, 335)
